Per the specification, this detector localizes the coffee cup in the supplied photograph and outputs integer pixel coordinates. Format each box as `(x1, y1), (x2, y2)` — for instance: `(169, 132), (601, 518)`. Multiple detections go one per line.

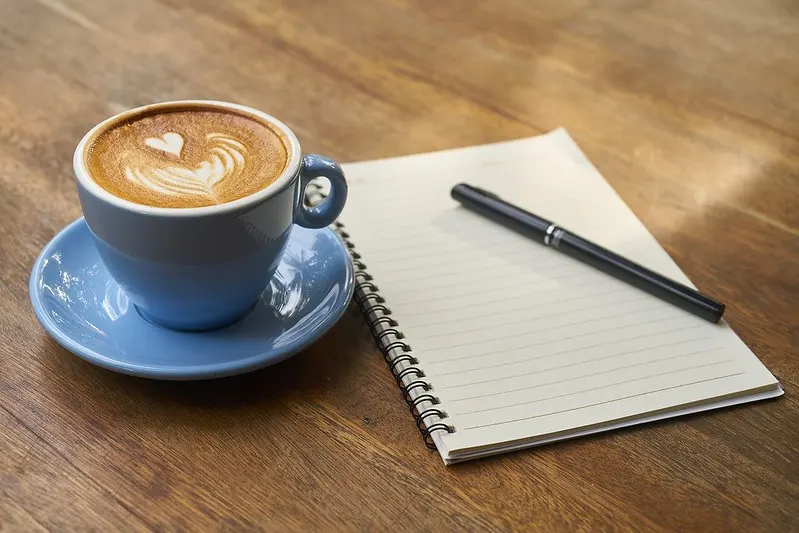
(73, 100), (347, 331)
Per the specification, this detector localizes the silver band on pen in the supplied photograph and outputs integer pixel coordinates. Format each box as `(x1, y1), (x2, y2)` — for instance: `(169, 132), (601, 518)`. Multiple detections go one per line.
(544, 224), (566, 249)
(544, 224), (558, 246)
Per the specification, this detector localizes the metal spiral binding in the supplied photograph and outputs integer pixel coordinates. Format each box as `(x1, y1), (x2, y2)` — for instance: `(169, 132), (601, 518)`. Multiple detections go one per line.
(305, 181), (454, 450)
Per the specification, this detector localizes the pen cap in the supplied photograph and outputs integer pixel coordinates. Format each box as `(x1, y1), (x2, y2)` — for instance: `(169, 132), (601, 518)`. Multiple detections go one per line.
(450, 183), (553, 244)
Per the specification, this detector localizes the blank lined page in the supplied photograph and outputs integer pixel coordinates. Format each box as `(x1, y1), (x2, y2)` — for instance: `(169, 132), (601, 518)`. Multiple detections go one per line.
(337, 129), (781, 463)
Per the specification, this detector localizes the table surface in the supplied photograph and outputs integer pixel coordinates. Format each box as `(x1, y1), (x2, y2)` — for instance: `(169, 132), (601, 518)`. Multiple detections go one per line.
(1, 1), (797, 531)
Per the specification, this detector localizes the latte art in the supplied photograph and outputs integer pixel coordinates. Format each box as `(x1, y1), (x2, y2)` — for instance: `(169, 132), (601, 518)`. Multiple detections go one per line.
(145, 132), (184, 156)
(125, 133), (247, 200)
(85, 107), (290, 208)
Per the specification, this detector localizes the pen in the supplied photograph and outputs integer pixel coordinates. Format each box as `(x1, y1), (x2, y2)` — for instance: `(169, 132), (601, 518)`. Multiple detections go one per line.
(450, 183), (726, 323)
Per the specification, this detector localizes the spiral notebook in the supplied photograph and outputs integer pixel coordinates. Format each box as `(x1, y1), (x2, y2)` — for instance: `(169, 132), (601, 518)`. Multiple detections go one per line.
(308, 128), (782, 465)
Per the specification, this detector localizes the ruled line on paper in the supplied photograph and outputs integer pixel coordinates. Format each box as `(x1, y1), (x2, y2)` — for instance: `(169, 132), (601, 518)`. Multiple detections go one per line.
(395, 280), (618, 325)
(348, 226), (524, 256)
(390, 269), (591, 307)
(418, 305), (676, 352)
(386, 260), (584, 302)
(380, 255), (579, 291)
(363, 236), (531, 264)
(441, 347), (726, 394)
(456, 358), (732, 416)
(438, 333), (713, 380)
(369, 252), (567, 285)
(402, 285), (636, 329)
(390, 278), (604, 319)
(340, 213), (479, 237)
(463, 372), (745, 431)
(368, 247), (540, 274)
(423, 315), (695, 363)
(411, 295), (651, 341)
(397, 281), (633, 322)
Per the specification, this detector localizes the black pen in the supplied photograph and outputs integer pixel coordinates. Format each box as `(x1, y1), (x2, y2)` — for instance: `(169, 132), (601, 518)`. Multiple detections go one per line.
(450, 183), (725, 323)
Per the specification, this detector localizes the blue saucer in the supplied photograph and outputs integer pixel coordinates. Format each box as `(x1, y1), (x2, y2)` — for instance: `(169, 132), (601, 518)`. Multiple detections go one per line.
(30, 218), (354, 380)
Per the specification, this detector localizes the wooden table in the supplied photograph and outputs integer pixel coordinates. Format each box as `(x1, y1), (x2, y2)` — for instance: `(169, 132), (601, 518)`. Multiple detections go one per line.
(1, 1), (797, 531)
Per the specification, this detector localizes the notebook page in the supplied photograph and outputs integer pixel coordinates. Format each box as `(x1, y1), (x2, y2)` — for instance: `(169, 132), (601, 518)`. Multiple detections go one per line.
(337, 130), (780, 461)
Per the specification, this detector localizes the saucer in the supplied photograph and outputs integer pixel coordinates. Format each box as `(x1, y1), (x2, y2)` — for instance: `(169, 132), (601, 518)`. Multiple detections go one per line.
(30, 218), (355, 380)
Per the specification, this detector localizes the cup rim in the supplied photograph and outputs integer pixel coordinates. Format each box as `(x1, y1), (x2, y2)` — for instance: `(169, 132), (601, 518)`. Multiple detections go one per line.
(73, 99), (303, 218)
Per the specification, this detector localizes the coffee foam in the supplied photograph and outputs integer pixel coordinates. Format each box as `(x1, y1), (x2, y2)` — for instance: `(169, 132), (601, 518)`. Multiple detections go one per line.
(85, 106), (289, 208)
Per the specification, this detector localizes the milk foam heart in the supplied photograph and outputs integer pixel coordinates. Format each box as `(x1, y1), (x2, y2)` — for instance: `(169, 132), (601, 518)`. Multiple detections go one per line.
(144, 132), (184, 156)
(85, 107), (290, 208)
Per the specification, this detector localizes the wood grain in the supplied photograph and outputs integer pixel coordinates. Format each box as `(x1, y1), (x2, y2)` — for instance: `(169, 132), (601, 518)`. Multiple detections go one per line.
(1, 0), (797, 531)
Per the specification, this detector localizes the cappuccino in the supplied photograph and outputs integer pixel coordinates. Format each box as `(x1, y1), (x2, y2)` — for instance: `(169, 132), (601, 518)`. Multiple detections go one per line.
(84, 104), (290, 208)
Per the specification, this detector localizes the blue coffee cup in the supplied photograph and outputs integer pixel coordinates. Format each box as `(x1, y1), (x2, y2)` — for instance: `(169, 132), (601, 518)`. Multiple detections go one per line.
(73, 100), (347, 331)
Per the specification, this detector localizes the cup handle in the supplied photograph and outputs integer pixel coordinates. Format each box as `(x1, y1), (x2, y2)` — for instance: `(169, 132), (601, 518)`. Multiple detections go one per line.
(295, 154), (348, 229)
